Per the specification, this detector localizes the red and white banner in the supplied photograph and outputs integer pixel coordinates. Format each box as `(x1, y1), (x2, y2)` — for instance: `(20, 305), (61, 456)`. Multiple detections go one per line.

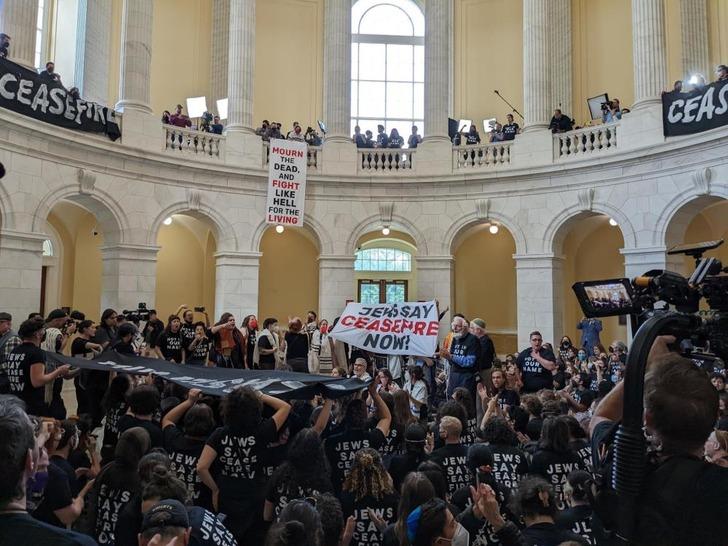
(329, 301), (439, 356)
(266, 138), (308, 227)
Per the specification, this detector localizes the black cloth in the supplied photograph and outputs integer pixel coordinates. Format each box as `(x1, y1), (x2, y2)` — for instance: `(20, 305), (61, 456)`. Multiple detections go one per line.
(341, 491), (399, 546)
(516, 346), (557, 393)
(5, 341), (48, 416)
(530, 448), (585, 510)
(449, 332), (482, 374)
(188, 506), (238, 546)
(33, 460), (73, 527)
(111, 340), (134, 355)
(257, 335), (275, 369)
(117, 415), (163, 448)
(101, 401), (127, 462)
(245, 328), (256, 368)
(88, 461), (140, 546)
(591, 419), (728, 546)
(158, 330), (184, 362)
(164, 425), (212, 510)
(429, 443), (472, 494)
(555, 504), (598, 546)
(502, 122), (519, 140)
(478, 335), (496, 371)
(285, 332), (309, 360)
(521, 522), (588, 545)
(486, 444), (529, 492)
(114, 496), (141, 546)
(549, 115), (573, 133)
(0, 512), (96, 545)
(71, 337), (94, 358)
(325, 427), (386, 492)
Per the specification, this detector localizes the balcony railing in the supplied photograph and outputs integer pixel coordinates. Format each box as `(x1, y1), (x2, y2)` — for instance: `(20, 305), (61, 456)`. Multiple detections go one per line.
(553, 122), (619, 160)
(453, 141), (512, 170)
(164, 125), (224, 159)
(358, 149), (415, 174)
(263, 142), (321, 171)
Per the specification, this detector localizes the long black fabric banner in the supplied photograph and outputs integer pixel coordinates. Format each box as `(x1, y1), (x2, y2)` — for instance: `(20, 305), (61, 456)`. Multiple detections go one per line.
(662, 78), (728, 137)
(45, 351), (368, 400)
(0, 57), (121, 141)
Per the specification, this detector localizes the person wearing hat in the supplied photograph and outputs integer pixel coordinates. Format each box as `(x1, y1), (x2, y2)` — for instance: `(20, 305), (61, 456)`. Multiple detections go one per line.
(0, 312), (22, 394)
(138, 499), (191, 546)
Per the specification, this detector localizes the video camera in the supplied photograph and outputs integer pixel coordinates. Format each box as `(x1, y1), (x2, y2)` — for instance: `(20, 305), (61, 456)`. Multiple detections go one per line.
(571, 240), (728, 542)
(121, 302), (151, 323)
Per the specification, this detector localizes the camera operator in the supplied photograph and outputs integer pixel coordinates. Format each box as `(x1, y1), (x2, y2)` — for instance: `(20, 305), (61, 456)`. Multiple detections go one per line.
(549, 109), (573, 133)
(601, 100), (622, 123)
(305, 126), (322, 146)
(590, 336), (728, 546)
(0, 33), (10, 58)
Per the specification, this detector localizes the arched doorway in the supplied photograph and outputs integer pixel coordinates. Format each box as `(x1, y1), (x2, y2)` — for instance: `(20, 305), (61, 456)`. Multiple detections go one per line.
(258, 225), (320, 322)
(155, 213), (217, 320)
(354, 230), (417, 304)
(452, 223), (517, 354)
(559, 213), (626, 350)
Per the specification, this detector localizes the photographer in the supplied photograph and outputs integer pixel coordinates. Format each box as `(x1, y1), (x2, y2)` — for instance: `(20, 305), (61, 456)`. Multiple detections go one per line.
(601, 100), (622, 123)
(590, 336), (728, 545)
(305, 127), (322, 146)
(549, 109), (573, 133)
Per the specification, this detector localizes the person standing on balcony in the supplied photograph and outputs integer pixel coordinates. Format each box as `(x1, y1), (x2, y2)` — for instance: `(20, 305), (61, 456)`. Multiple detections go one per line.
(211, 116), (224, 134)
(388, 128), (404, 148)
(717, 64), (728, 82)
(169, 104), (192, 129)
(287, 124), (305, 142)
(502, 113), (520, 140)
(549, 109), (573, 133)
(376, 125), (389, 148)
(466, 124), (481, 145)
(39, 62), (62, 85)
(353, 125), (367, 147)
(489, 123), (505, 143)
(407, 125), (422, 148)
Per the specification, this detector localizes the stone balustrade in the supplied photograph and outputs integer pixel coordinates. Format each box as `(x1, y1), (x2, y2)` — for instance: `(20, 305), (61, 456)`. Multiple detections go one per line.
(553, 122), (619, 160)
(452, 141), (512, 170)
(164, 125), (225, 159)
(357, 149), (415, 174)
(262, 142), (321, 171)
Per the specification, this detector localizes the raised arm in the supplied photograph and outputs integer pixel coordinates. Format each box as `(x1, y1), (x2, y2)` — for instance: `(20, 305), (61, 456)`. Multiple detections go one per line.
(369, 382), (391, 437)
(261, 393), (291, 431)
(162, 388), (201, 429)
(313, 398), (333, 435)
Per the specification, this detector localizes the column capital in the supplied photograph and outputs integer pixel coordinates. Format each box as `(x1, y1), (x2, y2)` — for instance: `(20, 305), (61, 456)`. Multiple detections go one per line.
(318, 254), (355, 268)
(100, 244), (160, 262)
(513, 253), (566, 267)
(214, 250), (261, 266)
(0, 229), (48, 247)
(619, 246), (667, 258)
(415, 255), (455, 269)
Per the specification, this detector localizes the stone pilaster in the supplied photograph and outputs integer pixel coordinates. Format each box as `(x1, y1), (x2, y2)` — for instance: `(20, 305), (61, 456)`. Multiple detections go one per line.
(323, 0), (351, 141)
(226, 0), (255, 133)
(0, 0), (40, 68)
(100, 244), (159, 312)
(318, 255), (355, 322)
(514, 254), (564, 348)
(522, 0), (551, 131)
(0, 230), (45, 319)
(115, 0), (153, 114)
(423, 0), (450, 141)
(632, 0), (667, 108)
(210, 0), (230, 116)
(680, 0), (709, 80)
(549, 0), (572, 117)
(416, 256), (454, 338)
(75, 0), (112, 105)
(215, 251), (260, 320)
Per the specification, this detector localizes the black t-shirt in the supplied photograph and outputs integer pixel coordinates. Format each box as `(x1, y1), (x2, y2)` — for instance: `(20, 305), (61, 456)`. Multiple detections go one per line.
(456, 483), (512, 545)
(6, 342), (47, 415)
(164, 425), (212, 509)
(187, 337), (211, 365)
(33, 460), (73, 527)
(496, 388), (520, 411)
(265, 465), (333, 518)
(285, 332), (309, 359)
(555, 505), (597, 546)
(516, 347), (557, 393)
(465, 132), (481, 145)
(188, 506), (238, 546)
(91, 463), (138, 545)
(325, 427), (386, 491)
(0, 513), (96, 545)
(71, 337), (94, 358)
(387, 451), (427, 491)
(341, 491), (399, 546)
(102, 401), (128, 456)
(118, 415), (163, 448)
(180, 321), (196, 351)
(478, 335), (495, 370)
(112, 340), (134, 355)
(529, 448), (585, 510)
(257, 335), (275, 368)
(449, 332), (482, 374)
(487, 444), (529, 492)
(461, 417), (480, 447)
(570, 438), (592, 472)
(429, 443), (473, 494)
(158, 330), (183, 362)
(502, 122), (519, 140)
(521, 522), (588, 545)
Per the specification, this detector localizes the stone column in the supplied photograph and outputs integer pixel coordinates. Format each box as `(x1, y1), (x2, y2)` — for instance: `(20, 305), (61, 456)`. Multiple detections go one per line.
(0, 0), (40, 68)
(632, 0), (667, 108)
(549, 0), (572, 117)
(522, 0), (551, 131)
(100, 244), (159, 312)
(423, 0), (450, 141)
(416, 256), (454, 339)
(210, 0), (230, 116)
(75, 0), (112, 105)
(680, 0), (709, 80)
(323, 0), (351, 141)
(514, 254), (564, 348)
(0, 230), (45, 319)
(226, 0), (255, 133)
(215, 251), (260, 320)
(115, 0), (153, 114)
(318, 255), (355, 323)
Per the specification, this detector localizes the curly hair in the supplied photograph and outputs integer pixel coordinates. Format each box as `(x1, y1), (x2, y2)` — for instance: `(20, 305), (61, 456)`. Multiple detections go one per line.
(342, 447), (393, 502)
(482, 416), (519, 446)
(222, 386), (262, 432)
(344, 398), (368, 430)
(521, 394), (542, 418)
(273, 428), (332, 496)
(452, 387), (476, 419)
(436, 400), (468, 432)
(510, 476), (557, 519)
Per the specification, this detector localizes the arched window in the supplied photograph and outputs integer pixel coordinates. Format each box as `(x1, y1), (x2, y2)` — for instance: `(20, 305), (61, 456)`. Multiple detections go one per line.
(355, 247), (412, 272)
(42, 239), (54, 257)
(351, 0), (424, 145)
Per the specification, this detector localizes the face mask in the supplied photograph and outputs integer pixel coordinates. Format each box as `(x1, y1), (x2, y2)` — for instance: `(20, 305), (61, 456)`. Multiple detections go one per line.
(29, 471), (49, 494)
(249, 319), (258, 330)
(320, 325), (328, 334)
(437, 523), (469, 546)
(578, 353), (587, 361)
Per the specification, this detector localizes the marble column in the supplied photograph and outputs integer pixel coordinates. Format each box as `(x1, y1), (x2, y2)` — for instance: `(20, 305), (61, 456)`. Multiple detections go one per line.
(115, 0), (153, 114)
(514, 254), (564, 348)
(226, 0), (255, 133)
(210, 0), (230, 117)
(632, 0), (667, 108)
(100, 244), (159, 312)
(0, 0), (40, 68)
(549, 0), (572, 117)
(75, 0), (112, 105)
(215, 251), (260, 320)
(318, 255), (355, 323)
(522, 0), (551, 131)
(680, 0), (709, 80)
(416, 256), (454, 339)
(0, 230), (45, 319)
(323, 0), (351, 141)
(423, 0), (450, 141)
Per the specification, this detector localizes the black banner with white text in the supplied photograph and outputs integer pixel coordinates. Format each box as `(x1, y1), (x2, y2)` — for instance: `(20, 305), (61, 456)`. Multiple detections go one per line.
(0, 57), (121, 141)
(662, 78), (728, 137)
(45, 351), (369, 399)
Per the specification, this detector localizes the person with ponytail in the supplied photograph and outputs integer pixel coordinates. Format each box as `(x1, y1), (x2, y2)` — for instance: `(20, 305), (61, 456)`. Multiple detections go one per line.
(266, 499), (324, 546)
(381, 472), (434, 546)
(340, 447), (398, 546)
(555, 471), (600, 546)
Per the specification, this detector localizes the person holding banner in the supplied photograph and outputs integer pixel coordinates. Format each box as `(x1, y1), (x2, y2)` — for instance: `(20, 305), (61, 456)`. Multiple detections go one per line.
(440, 316), (482, 402)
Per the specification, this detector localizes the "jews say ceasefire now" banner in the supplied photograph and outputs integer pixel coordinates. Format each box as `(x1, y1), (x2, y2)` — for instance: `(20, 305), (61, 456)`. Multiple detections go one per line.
(266, 138), (308, 227)
(329, 301), (439, 356)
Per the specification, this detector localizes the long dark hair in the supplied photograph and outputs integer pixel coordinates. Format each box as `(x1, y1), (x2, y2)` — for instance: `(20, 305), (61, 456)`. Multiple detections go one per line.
(411, 498), (448, 546)
(538, 416), (572, 454)
(273, 428), (332, 496)
(99, 308), (117, 336)
(452, 387), (476, 419)
(102, 374), (131, 413)
(394, 472), (435, 544)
